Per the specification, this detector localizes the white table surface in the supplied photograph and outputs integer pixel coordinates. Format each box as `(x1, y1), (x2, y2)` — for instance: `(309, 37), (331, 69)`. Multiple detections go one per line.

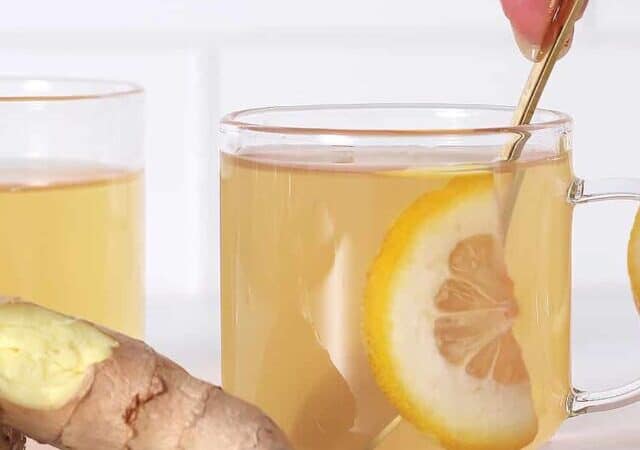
(27, 284), (640, 449)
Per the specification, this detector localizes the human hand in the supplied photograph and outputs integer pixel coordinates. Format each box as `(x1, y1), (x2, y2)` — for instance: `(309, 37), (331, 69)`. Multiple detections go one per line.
(501, 0), (588, 61)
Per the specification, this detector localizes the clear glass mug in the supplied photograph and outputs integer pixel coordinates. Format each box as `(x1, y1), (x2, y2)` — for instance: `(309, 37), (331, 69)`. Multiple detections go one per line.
(0, 78), (145, 337)
(220, 104), (640, 450)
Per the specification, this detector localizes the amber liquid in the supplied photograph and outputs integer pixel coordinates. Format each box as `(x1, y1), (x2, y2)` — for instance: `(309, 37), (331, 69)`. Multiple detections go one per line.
(0, 161), (144, 337)
(221, 148), (573, 449)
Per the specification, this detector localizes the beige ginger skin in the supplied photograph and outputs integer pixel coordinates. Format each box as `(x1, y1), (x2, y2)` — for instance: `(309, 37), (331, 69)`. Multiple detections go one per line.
(0, 426), (24, 450)
(0, 298), (291, 450)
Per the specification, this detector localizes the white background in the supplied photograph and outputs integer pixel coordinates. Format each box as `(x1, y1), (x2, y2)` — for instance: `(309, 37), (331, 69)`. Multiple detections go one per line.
(2, 0), (638, 301)
(4, 1), (640, 448)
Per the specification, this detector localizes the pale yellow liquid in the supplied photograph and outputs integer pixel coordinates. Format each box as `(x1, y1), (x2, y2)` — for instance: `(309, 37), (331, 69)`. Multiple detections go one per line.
(0, 161), (144, 337)
(221, 147), (573, 450)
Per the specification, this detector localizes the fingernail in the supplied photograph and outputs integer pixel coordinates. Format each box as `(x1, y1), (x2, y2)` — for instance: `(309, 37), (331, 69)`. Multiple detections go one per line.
(513, 29), (543, 62)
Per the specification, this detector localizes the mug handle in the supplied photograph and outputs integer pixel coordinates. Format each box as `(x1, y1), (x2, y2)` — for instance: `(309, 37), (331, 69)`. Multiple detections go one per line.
(568, 177), (640, 415)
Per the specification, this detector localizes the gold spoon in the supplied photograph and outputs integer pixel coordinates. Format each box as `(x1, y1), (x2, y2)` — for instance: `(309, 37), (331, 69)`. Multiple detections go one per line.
(365, 2), (586, 448)
(498, 0), (587, 232)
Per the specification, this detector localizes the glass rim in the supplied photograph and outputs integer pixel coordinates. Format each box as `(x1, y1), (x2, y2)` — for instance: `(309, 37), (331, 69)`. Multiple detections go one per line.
(221, 103), (572, 137)
(0, 76), (144, 102)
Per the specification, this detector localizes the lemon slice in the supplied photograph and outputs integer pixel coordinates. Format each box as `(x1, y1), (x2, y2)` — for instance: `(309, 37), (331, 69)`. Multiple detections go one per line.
(364, 173), (537, 450)
(628, 210), (640, 312)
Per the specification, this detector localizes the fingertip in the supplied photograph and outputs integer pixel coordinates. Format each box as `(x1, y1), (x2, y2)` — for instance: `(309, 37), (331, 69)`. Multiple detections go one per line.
(513, 29), (542, 62)
(502, 0), (559, 46)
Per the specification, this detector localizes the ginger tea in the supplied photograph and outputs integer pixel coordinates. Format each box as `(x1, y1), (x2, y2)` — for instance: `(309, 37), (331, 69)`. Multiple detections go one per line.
(0, 161), (144, 337)
(221, 147), (573, 450)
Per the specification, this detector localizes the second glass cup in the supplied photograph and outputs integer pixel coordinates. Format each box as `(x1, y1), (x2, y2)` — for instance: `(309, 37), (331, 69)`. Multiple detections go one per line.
(0, 78), (145, 337)
(220, 104), (640, 450)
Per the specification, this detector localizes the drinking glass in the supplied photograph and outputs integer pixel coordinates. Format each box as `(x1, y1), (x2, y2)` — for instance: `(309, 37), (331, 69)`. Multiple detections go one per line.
(220, 104), (640, 449)
(0, 78), (144, 337)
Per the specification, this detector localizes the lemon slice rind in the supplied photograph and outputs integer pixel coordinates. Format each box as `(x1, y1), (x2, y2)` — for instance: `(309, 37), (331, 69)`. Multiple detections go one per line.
(364, 173), (537, 450)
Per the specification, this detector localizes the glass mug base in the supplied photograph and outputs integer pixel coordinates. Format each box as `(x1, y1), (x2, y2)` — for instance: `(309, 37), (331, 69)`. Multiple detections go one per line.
(220, 104), (639, 449)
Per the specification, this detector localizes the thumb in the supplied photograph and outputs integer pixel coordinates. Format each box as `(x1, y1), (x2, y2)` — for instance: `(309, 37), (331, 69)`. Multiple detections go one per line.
(501, 0), (586, 61)
(501, 0), (560, 48)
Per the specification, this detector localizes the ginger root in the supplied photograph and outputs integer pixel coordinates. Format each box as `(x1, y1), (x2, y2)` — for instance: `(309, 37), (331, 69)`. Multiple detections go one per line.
(0, 298), (291, 450)
(0, 426), (24, 450)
